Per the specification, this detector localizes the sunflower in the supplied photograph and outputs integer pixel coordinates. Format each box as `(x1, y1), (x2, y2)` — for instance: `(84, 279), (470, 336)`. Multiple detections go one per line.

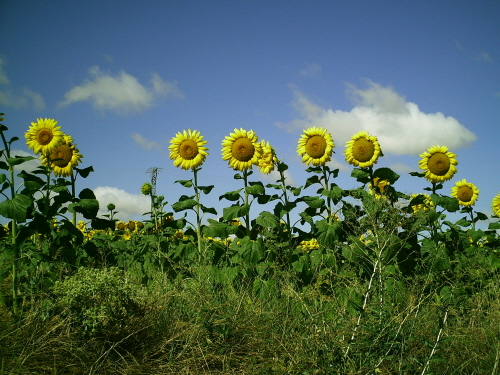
(221, 128), (262, 171)
(419, 145), (458, 183)
(40, 134), (83, 177)
(451, 179), (479, 206)
(169, 129), (208, 170)
(344, 131), (381, 168)
(258, 140), (277, 174)
(141, 182), (153, 195)
(297, 126), (335, 166)
(25, 118), (64, 155)
(492, 193), (500, 218)
(410, 193), (434, 213)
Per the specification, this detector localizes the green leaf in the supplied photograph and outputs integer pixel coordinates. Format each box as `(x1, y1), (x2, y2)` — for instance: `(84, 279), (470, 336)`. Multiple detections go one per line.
(75, 166), (94, 178)
(223, 204), (250, 221)
(488, 222), (500, 230)
(245, 181), (265, 195)
(373, 167), (400, 184)
(303, 196), (324, 209)
(256, 211), (280, 229)
(474, 212), (488, 222)
(175, 179), (193, 187)
(91, 218), (115, 231)
(219, 189), (242, 201)
(203, 219), (229, 238)
(317, 220), (342, 245)
(8, 156), (36, 166)
(172, 198), (197, 212)
(277, 162), (288, 172)
(351, 168), (370, 184)
(79, 188), (97, 200)
(200, 204), (217, 215)
(0, 161), (8, 170)
(321, 185), (343, 203)
(0, 194), (32, 222)
(409, 171), (425, 177)
(0, 174), (6, 184)
(198, 185), (214, 194)
(431, 194), (459, 212)
(305, 175), (320, 189)
(8, 136), (19, 144)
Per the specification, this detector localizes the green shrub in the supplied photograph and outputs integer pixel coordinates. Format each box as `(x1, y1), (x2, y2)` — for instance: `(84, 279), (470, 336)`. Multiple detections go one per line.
(53, 266), (145, 337)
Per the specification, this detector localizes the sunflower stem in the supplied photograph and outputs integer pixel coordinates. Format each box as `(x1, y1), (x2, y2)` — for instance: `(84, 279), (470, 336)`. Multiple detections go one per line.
(322, 166), (333, 224)
(278, 165), (292, 241)
(71, 171), (77, 227)
(0, 128), (19, 316)
(243, 170), (251, 237)
(193, 168), (203, 261)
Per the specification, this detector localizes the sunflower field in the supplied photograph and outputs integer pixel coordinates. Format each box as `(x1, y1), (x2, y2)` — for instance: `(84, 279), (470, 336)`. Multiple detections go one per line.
(1, 113), (500, 374)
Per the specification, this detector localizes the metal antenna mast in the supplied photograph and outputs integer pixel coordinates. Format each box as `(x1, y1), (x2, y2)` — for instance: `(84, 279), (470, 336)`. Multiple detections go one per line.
(146, 167), (162, 196)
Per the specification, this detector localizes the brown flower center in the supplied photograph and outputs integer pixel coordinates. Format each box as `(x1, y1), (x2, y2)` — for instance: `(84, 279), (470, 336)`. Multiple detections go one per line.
(179, 139), (198, 160)
(427, 152), (450, 176)
(457, 186), (473, 202)
(305, 135), (327, 158)
(37, 129), (54, 146)
(352, 138), (375, 162)
(232, 137), (255, 162)
(49, 144), (72, 167)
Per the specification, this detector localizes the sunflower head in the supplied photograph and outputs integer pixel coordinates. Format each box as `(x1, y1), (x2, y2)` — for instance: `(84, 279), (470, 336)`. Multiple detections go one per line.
(451, 179), (479, 207)
(221, 128), (262, 171)
(410, 193), (434, 213)
(492, 193), (500, 218)
(297, 126), (335, 166)
(419, 145), (458, 183)
(25, 118), (64, 155)
(169, 129), (208, 170)
(40, 134), (83, 177)
(141, 182), (153, 195)
(344, 131), (381, 168)
(258, 140), (277, 174)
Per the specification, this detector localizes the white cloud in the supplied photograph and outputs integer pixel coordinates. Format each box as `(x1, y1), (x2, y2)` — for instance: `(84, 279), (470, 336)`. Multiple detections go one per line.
(388, 162), (414, 174)
(130, 132), (162, 151)
(59, 66), (183, 113)
(475, 52), (492, 62)
(0, 57), (45, 110)
(279, 81), (477, 156)
(300, 63), (322, 78)
(93, 186), (150, 221)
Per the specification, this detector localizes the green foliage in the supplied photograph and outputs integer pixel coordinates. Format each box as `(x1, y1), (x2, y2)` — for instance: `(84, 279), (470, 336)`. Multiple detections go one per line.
(53, 267), (145, 337)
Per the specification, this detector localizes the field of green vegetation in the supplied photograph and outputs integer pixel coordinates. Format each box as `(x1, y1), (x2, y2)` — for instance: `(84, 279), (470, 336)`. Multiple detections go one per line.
(1, 114), (500, 374)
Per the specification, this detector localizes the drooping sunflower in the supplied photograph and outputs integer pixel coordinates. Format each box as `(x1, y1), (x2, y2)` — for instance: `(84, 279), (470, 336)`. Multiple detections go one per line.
(258, 140), (277, 174)
(169, 129), (208, 170)
(344, 131), (381, 168)
(221, 128), (262, 171)
(451, 179), (479, 207)
(492, 193), (500, 218)
(419, 145), (458, 183)
(40, 134), (83, 177)
(297, 126), (335, 166)
(141, 182), (153, 195)
(25, 118), (64, 155)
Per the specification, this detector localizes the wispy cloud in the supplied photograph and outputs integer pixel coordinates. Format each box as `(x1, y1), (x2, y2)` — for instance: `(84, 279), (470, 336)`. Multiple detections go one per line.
(475, 52), (493, 62)
(93, 186), (150, 221)
(59, 66), (183, 114)
(0, 57), (45, 110)
(130, 132), (162, 151)
(279, 80), (477, 156)
(300, 63), (322, 78)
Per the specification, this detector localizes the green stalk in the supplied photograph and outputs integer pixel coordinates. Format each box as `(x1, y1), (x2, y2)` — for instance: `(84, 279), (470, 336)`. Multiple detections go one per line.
(0, 130), (19, 316)
(243, 170), (250, 237)
(71, 171), (77, 227)
(322, 166), (332, 224)
(193, 168), (203, 260)
(278, 166), (292, 239)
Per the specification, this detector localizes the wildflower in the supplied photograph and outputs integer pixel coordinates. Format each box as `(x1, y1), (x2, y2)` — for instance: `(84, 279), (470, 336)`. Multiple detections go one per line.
(492, 193), (500, 218)
(141, 182), (153, 195)
(297, 126), (335, 166)
(344, 131), (381, 168)
(221, 128), (262, 171)
(419, 145), (458, 183)
(451, 179), (479, 207)
(411, 193), (434, 213)
(169, 129), (209, 170)
(299, 238), (320, 252)
(40, 134), (83, 177)
(258, 140), (277, 174)
(25, 118), (64, 155)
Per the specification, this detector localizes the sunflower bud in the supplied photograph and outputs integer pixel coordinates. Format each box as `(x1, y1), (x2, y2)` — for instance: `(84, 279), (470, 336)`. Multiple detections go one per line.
(141, 182), (152, 195)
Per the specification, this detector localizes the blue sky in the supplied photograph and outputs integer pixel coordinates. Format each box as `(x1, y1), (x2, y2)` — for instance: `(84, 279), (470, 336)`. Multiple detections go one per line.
(1, 0), (499, 226)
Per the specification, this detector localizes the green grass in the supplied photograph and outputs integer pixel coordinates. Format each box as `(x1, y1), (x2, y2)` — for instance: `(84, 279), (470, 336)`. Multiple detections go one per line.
(1, 262), (500, 375)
